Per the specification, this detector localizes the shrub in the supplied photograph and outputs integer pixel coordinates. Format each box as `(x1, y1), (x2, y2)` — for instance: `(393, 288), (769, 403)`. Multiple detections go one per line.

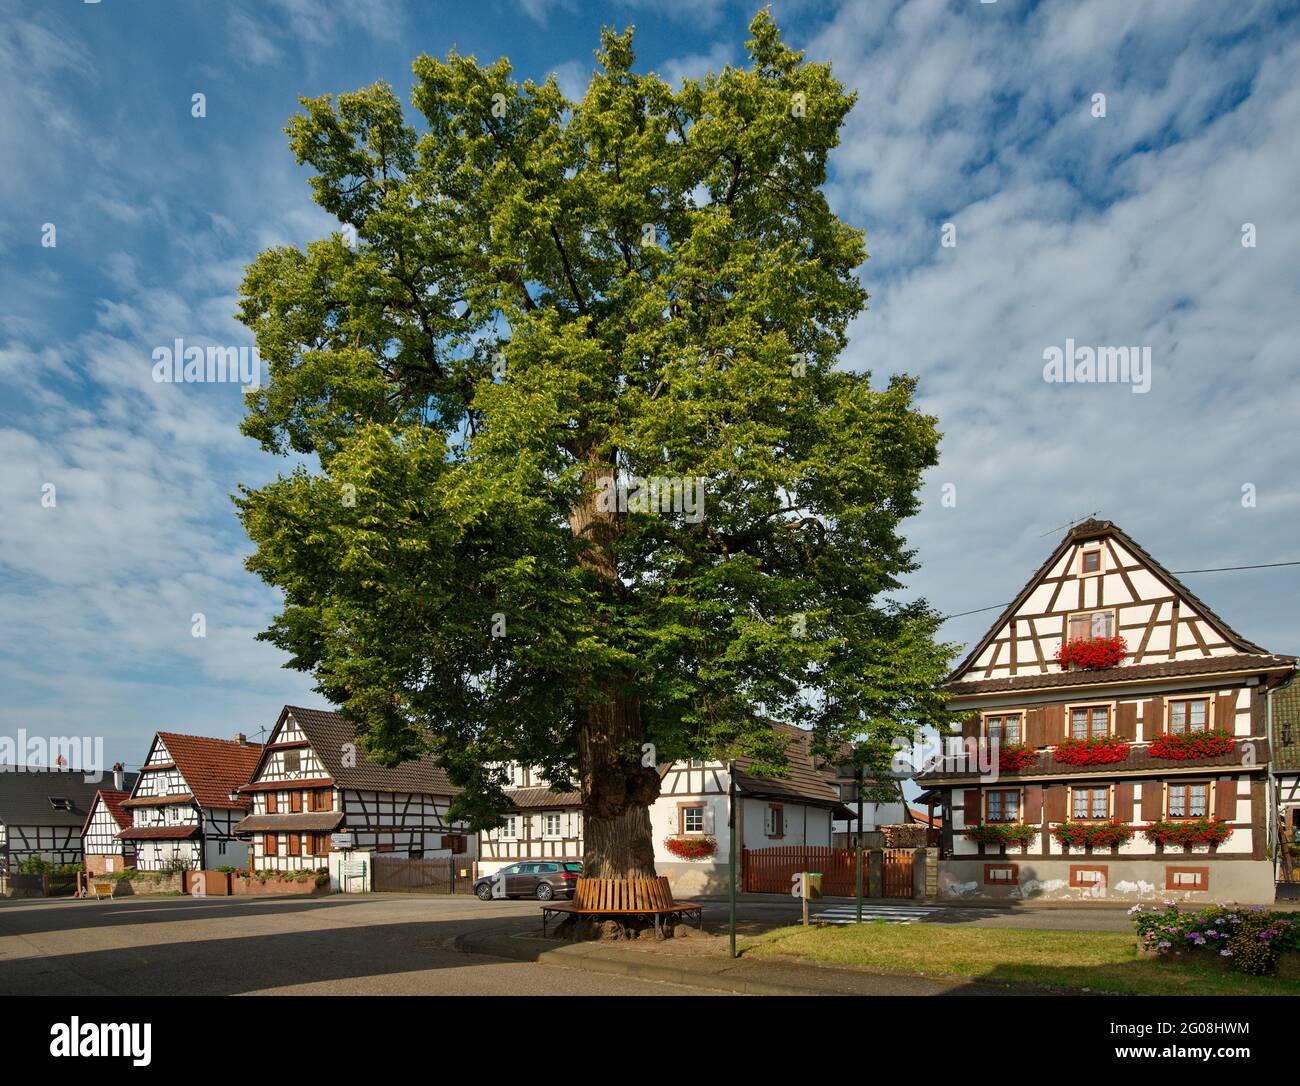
(1133, 903), (1297, 976)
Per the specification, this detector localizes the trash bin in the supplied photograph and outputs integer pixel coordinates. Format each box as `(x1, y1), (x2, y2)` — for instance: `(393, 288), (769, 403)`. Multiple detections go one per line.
(806, 872), (823, 899)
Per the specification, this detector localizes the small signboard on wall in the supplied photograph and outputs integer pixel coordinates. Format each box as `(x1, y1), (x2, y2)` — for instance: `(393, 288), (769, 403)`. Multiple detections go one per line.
(331, 832), (355, 850)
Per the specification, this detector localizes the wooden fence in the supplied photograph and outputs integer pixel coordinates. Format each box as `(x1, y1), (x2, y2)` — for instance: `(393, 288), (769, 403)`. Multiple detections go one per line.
(742, 846), (916, 898)
(372, 855), (477, 894)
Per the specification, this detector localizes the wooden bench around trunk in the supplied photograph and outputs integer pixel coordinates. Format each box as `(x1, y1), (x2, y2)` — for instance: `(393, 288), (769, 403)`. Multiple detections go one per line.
(540, 876), (703, 936)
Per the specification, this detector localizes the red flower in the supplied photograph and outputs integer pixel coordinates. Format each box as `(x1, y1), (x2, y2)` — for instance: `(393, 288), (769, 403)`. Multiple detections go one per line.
(997, 742), (1039, 772)
(1055, 635), (1127, 671)
(1149, 731), (1234, 760)
(1054, 736), (1130, 766)
(1140, 818), (1233, 847)
(1050, 820), (1135, 849)
(663, 835), (717, 860)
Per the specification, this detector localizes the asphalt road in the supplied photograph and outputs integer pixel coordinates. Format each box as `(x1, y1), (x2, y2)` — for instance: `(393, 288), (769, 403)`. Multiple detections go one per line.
(0, 891), (1133, 996)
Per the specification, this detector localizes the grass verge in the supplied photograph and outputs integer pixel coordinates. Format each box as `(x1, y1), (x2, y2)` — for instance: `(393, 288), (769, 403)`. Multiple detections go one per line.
(741, 922), (1300, 996)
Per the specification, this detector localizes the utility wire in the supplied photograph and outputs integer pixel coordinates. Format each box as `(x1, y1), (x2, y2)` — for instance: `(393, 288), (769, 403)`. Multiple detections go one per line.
(939, 558), (1300, 623)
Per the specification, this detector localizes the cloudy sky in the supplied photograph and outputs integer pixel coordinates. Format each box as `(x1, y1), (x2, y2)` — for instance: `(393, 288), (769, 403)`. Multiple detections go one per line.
(1, 0), (1297, 771)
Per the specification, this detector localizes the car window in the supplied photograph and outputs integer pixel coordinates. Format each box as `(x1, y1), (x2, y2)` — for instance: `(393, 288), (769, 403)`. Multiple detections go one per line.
(563, 862), (583, 873)
(502, 864), (520, 875)
(541, 863), (559, 873)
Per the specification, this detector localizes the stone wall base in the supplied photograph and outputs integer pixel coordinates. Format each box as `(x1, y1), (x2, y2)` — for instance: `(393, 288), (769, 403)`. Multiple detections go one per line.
(938, 858), (1276, 904)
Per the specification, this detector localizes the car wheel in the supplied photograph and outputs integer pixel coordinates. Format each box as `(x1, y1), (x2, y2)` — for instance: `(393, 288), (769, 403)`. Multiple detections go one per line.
(475, 881), (493, 901)
(536, 881), (554, 901)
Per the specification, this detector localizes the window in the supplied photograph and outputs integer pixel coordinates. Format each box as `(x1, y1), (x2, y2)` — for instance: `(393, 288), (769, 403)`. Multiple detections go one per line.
(290, 790), (303, 813)
(1168, 783), (1209, 819)
(314, 834), (332, 857)
(263, 833), (278, 856)
(309, 789), (332, 812)
(765, 804), (785, 838)
(984, 713), (1022, 745)
(1080, 548), (1102, 575)
(1068, 610), (1115, 640)
(1072, 787), (1109, 820)
(1069, 865), (1108, 888)
(543, 813), (562, 838)
(1070, 705), (1110, 740)
(286, 833), (301, 857)
(501, 816), (518, 839)
(985, 790), (1021, 823)
(1166, 867), (1208, 891)
(1169, 698), (1210, 735)
(283, 749), (301, 774)
(267, 792), (278, 814)
(681, 805), (705, 834)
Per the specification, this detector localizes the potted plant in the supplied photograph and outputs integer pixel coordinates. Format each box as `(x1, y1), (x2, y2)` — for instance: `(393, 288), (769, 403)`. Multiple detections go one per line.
(1050, 819), (1135, 850)
(1141, 817), (1233, 849)
(965, 823), (1038, 849)
(997, 742), (1039, 772)
(663, 835), (717, 860)
(1055, 634), (1127, 671)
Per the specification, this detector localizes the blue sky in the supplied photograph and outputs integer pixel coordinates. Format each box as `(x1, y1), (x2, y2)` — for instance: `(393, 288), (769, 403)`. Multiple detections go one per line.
(1, 0), (1298, 771)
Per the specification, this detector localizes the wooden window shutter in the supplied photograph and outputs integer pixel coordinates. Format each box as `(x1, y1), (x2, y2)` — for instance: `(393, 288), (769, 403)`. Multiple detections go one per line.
(264, 833), (277, 856)
(1042, 704), (1065, 743)
(1144, 698), (1164, 739)
(1024, 708), (1046, 748)
(1114, 782), (1135, 822)
(287, 833), (300, 856)
(267, 793), (278, 814)
(1115, 702), (1138, 741)
(1215, 692), (1238, 734)
(1022, 785), (1043, 825)
(1043, 785), (1066, 823)
(1214, 778), (1237, 822)
(1140, 781), (1164, 821)
(963, 789), (981, 821)
(960, 715), (980, 741)
(290, 791), (302, 813)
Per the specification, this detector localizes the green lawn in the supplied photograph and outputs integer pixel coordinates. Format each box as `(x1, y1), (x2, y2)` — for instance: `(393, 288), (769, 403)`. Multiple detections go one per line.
(741, 923), (1300, 996)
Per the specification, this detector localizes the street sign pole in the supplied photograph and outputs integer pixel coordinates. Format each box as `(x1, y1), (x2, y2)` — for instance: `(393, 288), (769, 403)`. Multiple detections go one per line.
(729, 760), (737, 959)
(856, 765), (864, 925)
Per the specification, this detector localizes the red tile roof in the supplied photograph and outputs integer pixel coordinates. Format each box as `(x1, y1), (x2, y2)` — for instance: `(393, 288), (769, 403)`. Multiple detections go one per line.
(79, 789), (132, 839)
(156, 733), (264, 810)
(116, 825), (199, 840)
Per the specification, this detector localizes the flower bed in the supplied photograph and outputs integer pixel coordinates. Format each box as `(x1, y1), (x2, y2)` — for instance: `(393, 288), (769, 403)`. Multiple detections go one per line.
(1050, 819), (1134, 849)
(663, 835), (717, 860)
(1053, 735), (1130, 766)
(232, 867), (330, 895)
(997, 742), (1039, 772)
(1055, 634), (1127, 670)
(1140, 817), (1233, 848)
(1133, 902), (1300, 976)
(1149, 730), (1234, 760)
(965, 823), (1038, 848)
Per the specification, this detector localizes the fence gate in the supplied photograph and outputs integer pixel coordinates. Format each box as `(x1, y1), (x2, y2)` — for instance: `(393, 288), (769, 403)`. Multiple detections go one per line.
(882, 848), (914, 899)
(371, 855), (476, 894)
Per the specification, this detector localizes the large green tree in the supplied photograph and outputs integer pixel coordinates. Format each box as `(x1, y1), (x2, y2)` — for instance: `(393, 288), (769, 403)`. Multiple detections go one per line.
(235, 11), (952, 878)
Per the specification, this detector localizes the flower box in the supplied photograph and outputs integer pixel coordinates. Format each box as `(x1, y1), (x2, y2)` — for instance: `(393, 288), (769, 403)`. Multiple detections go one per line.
(663, 835), (717, 860)
(1053, 735), (1130, 766)
(1055, 635), (1127, 670)
(1050, 819), (1134, 850)
(965, 823), (1038, 848)
(997, 742), (1039, 772)
(1148, 730), (1234, 760)
(1140, 818), (1233, 848)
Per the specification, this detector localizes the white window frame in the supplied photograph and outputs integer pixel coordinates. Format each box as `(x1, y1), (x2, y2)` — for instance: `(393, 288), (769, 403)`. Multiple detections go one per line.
(542, 813), (562, 839)
(1167, 696), (1213, 736)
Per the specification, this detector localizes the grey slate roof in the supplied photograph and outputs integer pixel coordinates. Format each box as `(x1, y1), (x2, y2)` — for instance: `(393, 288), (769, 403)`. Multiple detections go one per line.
(1272, 682), (1300, 773)
(0, 768), (139, 828)
(273, 706), (458, 796)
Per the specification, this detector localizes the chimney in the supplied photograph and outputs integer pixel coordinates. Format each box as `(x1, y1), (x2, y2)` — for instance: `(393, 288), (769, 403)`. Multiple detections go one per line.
(112, 761), (124, 791)
(234, 732), (247, 747)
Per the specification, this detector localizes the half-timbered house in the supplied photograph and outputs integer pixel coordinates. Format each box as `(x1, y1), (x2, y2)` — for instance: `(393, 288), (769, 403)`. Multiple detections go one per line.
(477, 764), (582, 876)
(917, 519), (1295, 903)
(1270, 681), (1300, 887)
(0, 767), (135, 872)
(234, 706), (472, 871)
(120, 733), (262, 870)
(82, 783), (135, 875)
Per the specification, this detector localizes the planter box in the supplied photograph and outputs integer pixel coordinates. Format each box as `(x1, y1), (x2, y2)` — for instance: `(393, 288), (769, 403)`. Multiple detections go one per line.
(233, 876), (329, 896)
(115, 873), (184, 896)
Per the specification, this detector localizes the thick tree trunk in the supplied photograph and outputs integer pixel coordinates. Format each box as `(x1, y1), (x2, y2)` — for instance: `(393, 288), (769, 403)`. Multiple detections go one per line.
(577, 688), (660, 878)
(569, 455), (659, 879)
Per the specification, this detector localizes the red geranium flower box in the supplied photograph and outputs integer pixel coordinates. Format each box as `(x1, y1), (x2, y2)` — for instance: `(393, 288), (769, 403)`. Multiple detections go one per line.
(1053, 735), (1130, 766)
(1055, 635), (1127, 671)
(1149, 730), (1234, 760)
(1051, 819), (1135, 849)
(1141, 818), (1233, 848)
(997, 742), (1039, 772)
(663, 835), (717, 860)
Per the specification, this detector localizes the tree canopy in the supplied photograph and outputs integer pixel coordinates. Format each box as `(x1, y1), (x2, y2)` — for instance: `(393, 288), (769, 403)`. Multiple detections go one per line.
(235, 10), (954, 848)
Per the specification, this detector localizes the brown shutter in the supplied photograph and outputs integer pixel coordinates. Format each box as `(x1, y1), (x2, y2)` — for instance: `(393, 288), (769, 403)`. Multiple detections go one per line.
(1024, 708), (1046, 748)
(960, 715), (980, 741)
(1114, 782), (1135, 821)
(290, 791), (303, 813)
(1022, 785), (1043, 825)
(1145, 698), (1164, 738)
(267, 793), (278, 814)
(1115, 702), (1138, 741)
(1215, 692), (1238, 734)
(963, 789), (982, 822)
(1215, 778), (1238, 822)
(264, 833), (277, 856)
(1043, 785), (1066, 823)
(1140, 781), (1164, 821)
(1042, 704), (1065, 743)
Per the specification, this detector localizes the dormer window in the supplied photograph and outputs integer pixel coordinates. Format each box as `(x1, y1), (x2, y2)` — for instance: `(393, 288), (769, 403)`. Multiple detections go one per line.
(1079, 547), (1103, 575)
(48, 796), (72, 811)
